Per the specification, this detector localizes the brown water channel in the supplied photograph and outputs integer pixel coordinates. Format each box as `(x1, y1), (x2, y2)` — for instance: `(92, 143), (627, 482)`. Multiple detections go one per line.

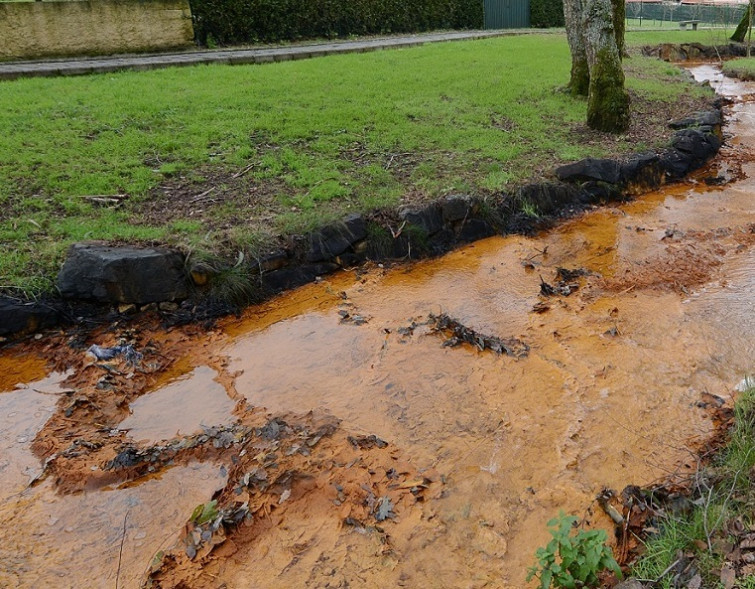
(2, 66), (755, 588)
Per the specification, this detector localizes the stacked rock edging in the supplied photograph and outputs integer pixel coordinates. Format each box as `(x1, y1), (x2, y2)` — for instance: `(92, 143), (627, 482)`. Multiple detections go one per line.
(0, 108), (723, 338)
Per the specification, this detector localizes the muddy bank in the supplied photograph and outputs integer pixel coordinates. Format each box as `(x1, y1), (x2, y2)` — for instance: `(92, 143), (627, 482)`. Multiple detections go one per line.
(1, 103), (723, 340)
(643, 41), (750, 62)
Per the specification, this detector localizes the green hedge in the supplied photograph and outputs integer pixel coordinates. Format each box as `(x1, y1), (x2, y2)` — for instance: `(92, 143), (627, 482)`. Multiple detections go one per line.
(190, 0), (485, 46)
(529, 0), (564, 27)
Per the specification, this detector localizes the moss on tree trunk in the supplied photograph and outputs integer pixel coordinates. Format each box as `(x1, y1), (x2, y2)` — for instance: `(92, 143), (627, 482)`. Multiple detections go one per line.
(569, 58), (590, 96)
(583, 0), (630, 133)
(586, 48), (630, 132)
(563, 0), (629, 132)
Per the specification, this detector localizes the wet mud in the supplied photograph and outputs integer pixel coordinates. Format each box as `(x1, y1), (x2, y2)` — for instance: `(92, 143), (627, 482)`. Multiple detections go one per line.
(2, 65), (755, 588)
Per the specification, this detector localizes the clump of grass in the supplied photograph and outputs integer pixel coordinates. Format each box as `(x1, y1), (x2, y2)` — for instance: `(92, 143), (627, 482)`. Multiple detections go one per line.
(187, 250), (260, 307)
(723, 58), (755, 81)
(630, 384), (755, 588)
(519, 199), (540, 218)
(365, 221), (393, 259)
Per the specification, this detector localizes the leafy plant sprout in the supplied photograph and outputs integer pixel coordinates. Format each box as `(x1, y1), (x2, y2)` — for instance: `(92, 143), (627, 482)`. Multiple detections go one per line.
(527, 512), (622, 589)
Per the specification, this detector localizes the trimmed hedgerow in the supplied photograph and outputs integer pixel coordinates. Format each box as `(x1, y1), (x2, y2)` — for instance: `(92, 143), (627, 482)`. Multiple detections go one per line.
(530, 0), (564, 27)
(190, 0), (484, 46)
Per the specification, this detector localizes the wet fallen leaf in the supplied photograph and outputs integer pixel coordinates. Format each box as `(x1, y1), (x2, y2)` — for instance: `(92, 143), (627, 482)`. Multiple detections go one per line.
(532, 301), (550, 314)
(191, 500), (219, 525)
(398, 479), (428, 490)
(185, 543), (197, 559)
(720, 564), (736, 589)
(375, 496), (395, 522)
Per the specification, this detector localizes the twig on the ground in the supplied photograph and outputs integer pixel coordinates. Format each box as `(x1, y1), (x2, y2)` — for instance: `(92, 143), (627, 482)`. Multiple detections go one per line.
(77, 194), (127, 206)
(388, 220), (406, 239)
(232, 163), (255, 179)
(190, 187), (216, 203)
(115, 508), (130, 589)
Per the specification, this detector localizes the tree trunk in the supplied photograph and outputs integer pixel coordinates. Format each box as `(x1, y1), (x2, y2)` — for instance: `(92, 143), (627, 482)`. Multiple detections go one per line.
(583, 0), (630, 132)
(611, 0), (625, 57)
(732, 6), (750, 43)
(563, 0), (590, 96)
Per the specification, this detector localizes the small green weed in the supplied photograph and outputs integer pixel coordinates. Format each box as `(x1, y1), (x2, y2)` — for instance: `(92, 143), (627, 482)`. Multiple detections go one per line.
(190, 500), (219, 525)
(527, 512), (622, 589)
(520, 199), (540, 218)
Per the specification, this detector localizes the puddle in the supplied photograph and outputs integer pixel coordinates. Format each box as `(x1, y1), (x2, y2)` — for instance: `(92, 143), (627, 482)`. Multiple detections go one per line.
(2, 65), (755, 587)
(118, 365), (236, 444)
(0, 353), (49, 392)
(0, 372), (70, 495)
(0, 462), (226, 589)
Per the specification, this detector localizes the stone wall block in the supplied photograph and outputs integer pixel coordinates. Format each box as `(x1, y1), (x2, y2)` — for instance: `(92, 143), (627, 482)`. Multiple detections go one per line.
(306, 214), (367, 262)
(399, 204), (443, 235)
(57, 243), (189, 304)
(0, 299), (59, 337)
(620, 152), (660, 185)
(555, 158), (622, 184)
(518, 182), (584, 215)
(261, 262), (339, 293)
(441, 194), (473, 224)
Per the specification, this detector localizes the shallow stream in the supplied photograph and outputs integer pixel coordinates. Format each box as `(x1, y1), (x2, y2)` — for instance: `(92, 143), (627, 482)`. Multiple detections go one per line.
(1, 65), (754, 588)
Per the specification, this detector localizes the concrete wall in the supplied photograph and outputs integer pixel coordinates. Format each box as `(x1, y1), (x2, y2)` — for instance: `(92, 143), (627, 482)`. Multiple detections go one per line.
(1, 0), (194, 60)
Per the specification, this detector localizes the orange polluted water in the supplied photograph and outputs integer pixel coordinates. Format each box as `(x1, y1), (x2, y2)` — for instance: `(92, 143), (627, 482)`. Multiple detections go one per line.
(2, 65), (755, 588)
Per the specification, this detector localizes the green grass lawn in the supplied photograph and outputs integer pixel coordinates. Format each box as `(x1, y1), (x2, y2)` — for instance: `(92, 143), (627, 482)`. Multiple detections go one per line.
(0, 33), (712, 295)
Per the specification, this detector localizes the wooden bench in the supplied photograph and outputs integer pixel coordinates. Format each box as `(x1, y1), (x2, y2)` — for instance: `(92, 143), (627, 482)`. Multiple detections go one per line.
(679, 20), (701, 30)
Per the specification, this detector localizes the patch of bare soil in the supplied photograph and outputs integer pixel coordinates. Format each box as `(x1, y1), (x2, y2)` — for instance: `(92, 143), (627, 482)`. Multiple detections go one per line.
(567, 90), (713, 156)
(136, 169), (292, 237)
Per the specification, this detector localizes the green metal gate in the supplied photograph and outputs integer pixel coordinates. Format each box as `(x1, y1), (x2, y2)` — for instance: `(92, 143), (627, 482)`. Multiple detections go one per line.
(484, 0), (531, 29)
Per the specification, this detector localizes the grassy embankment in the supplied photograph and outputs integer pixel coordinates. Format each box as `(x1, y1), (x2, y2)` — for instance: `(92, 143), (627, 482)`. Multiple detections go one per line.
(0, 33), (711, 296)
(630, 384), (755, 589)
(723, 57), (755, 80)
